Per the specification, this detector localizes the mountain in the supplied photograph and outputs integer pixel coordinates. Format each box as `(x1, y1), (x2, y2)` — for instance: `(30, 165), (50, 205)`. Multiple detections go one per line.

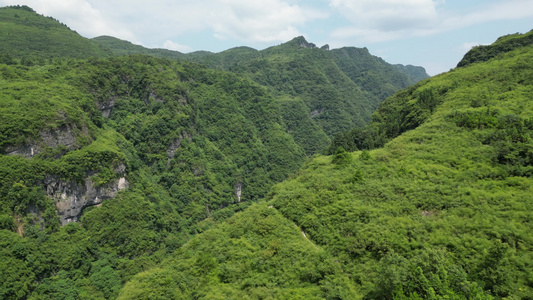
(0, 5), (111, 62)
(92, 35), (186, 60)
(0, 53), (309, 299)
(0, 11), (312, 295)
(457, 29), (533, 67)
(119, 31), (533, 299)
(93, 35), (430, 154)
(0, 5), (445, 299)
(189, 36), (429, 154)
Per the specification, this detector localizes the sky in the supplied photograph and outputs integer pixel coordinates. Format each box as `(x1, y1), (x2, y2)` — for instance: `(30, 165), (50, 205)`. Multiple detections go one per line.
(1, 0), (533, 75)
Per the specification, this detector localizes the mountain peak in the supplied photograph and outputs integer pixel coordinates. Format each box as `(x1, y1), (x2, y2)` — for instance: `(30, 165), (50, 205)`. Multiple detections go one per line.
(287, 36), (318, 49)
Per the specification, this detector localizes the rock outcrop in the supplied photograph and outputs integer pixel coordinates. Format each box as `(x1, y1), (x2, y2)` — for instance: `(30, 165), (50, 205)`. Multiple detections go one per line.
(5, 124), (88, 158)
(99, 97), (116, 118)
(167, 132), (192, 161)
(235, 183), (242, 202)
(45, 166), (129, 225)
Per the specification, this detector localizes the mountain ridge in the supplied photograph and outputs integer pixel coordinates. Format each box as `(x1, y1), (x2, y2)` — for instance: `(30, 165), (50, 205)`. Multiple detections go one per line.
(120, 29), (533, 299)
(9, 5), (532, 300)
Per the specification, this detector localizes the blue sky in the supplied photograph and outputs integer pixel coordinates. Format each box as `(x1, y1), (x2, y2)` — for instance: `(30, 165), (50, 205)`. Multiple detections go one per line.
(1, 0), (533, 75)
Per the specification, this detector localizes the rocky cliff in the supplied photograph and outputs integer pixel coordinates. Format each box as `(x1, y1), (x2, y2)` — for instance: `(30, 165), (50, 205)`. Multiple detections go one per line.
(45, 167), (128, 225)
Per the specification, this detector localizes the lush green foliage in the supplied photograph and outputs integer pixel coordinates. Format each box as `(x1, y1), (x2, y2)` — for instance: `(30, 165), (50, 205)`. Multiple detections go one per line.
(0, 52), (305, 298)
(330, 47), (425, 110)
(0, 6), (111, 61)
(94, 35), (429, 155)
(269, 37), (533, 299)
(5, 6), (531, 300)
(119, 204), (358, 299)
(326, 82), (442, 154)
(190, 37), (428, 151)
(457, 29), (533, 67)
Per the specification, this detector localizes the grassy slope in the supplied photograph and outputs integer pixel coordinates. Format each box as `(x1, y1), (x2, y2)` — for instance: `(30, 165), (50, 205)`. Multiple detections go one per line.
(0, 6), (110, 60)
(122, 32), (533, 299)
(270, 37), (533, 298)
(119, 204), (358, 299)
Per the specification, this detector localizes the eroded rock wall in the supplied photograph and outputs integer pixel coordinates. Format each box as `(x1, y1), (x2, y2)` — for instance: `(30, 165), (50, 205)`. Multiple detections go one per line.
(45, 172), (129, 225)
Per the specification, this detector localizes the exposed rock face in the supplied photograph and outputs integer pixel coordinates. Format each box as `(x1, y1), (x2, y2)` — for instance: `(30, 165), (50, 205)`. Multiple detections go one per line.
(310, 109), (324, 118)
(235, 183), (242, 202)
(5, 143), (38, 158)
(5, 124), (86, 158)
(45, 169), (129, 225)
(99, 98), (116, 118)
(299, 41), (317, 49)
(167, 132), (192, 160)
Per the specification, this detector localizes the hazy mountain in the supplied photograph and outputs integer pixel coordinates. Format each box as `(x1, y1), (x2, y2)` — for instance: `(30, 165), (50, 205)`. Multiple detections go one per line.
(92, 35), (186, 60)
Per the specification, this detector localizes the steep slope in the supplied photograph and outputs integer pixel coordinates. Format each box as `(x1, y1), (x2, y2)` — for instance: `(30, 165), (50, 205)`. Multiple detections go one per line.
(330, 46), (425, 109)
(93, 35), (429, 154)
(191, 36), (429, 153)
(122, 30), (533, 299)
(0, 54), (305, 298)
(393, 63), (430, 82)
(0, 5), (111, 62)
(270, 32), (533, 298)
(119, 204), (357, 299)
(457, 29), (533, 67)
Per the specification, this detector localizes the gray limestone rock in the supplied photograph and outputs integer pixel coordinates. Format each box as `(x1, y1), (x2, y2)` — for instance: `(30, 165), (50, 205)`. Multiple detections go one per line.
(45, 172), (129, 225)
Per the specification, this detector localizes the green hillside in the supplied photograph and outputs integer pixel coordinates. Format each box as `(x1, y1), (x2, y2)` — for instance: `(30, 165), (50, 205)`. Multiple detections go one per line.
(91, 36), (185, 60)
(270, 32), (533, 298)
(93, 35), (429, 154)
(0, 53), (307, 299)
(0, 6), (111, 62)
(457, 29), (533, 67)
(118, 204), (357, 299)
(190, 36), (429, 145)
(6, 4), (531, 300)
(121, 31), (533, 299)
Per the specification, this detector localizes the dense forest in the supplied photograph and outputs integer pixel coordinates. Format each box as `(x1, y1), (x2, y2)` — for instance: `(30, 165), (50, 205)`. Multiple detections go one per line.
(1, 4), (532, 300)
(93, 34), (427, 155)
(119, 29), (533, 299)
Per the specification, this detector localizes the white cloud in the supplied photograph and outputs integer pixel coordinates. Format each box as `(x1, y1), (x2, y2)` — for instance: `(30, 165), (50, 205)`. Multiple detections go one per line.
(328, 0), (533, 43)
(0, 0), (324, 48)
(330, 0), (439, 31)
(0, 0), (139, 42)
(163, 40), (193, 53)
(208, 0), (305, 42)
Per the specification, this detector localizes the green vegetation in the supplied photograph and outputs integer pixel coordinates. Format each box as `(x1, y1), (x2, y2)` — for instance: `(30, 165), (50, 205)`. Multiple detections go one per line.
(119, 32), (533, 298)
(94, 35), (429, 155)
(0, 53), (305, 298)
(118, 204), (357, 299)
(0, 6), (111, 61)
(268, 32), (533, 298)
(3, 5), (532, 299)
(457, 29), (533, 67)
